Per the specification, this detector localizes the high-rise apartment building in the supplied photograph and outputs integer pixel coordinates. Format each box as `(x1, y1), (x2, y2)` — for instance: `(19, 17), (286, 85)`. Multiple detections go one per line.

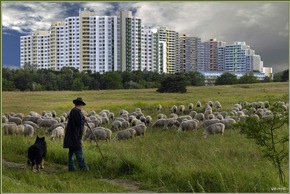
(179, 34), (198, 73)
(20, 31), (50, 69)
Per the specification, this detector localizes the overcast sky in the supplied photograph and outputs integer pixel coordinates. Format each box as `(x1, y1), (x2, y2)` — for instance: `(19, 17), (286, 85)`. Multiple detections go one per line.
(2, 1), (289, 73)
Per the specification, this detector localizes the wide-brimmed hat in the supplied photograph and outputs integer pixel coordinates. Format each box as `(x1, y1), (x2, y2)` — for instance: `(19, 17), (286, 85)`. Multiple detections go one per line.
(73, 97), (86, 106)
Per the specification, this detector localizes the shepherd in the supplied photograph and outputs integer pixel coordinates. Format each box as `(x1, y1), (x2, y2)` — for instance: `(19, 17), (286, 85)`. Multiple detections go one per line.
(63, 97), (89, 171)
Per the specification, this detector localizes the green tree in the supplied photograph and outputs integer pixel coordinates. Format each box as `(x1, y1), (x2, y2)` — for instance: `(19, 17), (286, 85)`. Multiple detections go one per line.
(72, 78), (85, 91)
(102, 72), (123, 89)
(238, 72), (259, 84)
(273, 72), (283, 82)
(215, 72), (238, 85)
(236, 98), (289, 185)
(157, 75), (187, 93)
(187, 71), (205, 86)
(281, 69), (288, 82)
(2, 78), (16, 91)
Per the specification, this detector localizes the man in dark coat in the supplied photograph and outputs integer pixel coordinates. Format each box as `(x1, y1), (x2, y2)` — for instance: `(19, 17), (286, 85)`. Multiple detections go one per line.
(63, 97), (89, 171)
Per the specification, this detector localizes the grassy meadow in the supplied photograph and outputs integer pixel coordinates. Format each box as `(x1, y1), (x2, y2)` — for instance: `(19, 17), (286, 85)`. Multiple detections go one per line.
(2, 82), (289, 193)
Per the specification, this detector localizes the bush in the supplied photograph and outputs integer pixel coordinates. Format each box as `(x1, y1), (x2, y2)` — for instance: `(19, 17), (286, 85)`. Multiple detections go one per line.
(156, 75), (187, 93)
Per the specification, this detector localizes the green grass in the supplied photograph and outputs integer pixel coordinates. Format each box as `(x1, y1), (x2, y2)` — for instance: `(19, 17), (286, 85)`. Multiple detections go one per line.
(2, 82), (289, 192)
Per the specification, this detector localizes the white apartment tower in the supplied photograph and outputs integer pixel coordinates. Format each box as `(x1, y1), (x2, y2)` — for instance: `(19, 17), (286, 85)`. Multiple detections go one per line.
(20, 31), (50, 69)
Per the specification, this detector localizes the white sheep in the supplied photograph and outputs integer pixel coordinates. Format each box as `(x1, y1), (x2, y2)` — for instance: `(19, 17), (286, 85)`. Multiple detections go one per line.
(188, 103), (194, 111)
(24, 124), (35, 137)
(2, 123), (18, 135)
(196, 101), (202, 109)
(218, 118), (236, 129)
(2, 115), (8, 123)
(179, 105), (186, 115)
(14, 113), (24, 120)
(189, 111), (197, 119)
(202, 123), (225, 138)
(202, 119), (220, 128)
(37, 118), (58, 128)
(108, 112), (115, 120)
(113, 128), (136, 141)
(214, 101), (222, 110)
(17, 125), (25, 135)
(157, 114), (167, 119)
(171, 105), (178, 114)
(111, 120), (123, 131)
(207, 101), (213, 107)
(47, 123), (65, 133)
(169, 113), (178, 119)
(84, 127), (111, 142)
(156, 104), (162, 111)
(51, 126), (65, 140)
(177, 115), (192, 122)
(194, 113), (204, 121)
(178, 120), (198, 132)
(129, 123), (147, 137)
(145, 116), (153, 126)
(139, 116), (146, 124)
(8, 116), (22, 125)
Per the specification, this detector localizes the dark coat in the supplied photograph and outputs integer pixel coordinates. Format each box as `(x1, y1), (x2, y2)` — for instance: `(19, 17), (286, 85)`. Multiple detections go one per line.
(63, 107), (85, 150)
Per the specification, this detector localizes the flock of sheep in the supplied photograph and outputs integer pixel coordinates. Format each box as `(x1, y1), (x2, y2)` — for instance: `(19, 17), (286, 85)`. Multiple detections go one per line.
(2, 100), (288, 142)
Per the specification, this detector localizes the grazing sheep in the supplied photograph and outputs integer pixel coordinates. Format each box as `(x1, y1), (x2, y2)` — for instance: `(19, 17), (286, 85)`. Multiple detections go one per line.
(115, 117), (127, 122)
(120, 109), (129, 116)
(188, 103), (194, 112)
(207, 114), (215, 120)
(216, 114), (224, 120)
(202, 119), (220, 128)
(14, 113), (24, 120)
(131, 118), (142, 127)
(169, 113), (178, 119)
(202, 123), (225, 138)
(177, 115), (192, 122)
(145, 116), (153, 126)
(220, 111), (228, 118)
(51, 126), (65, 140)
(179, 105), (186, 115)
(23, 121), (40, 130)
(8, 116), (22, 125)
(2, 123), (18, 135)
(129, 123), (147, 137)
(111, 120), (123, 131)
(99, 110), (110, 117)
(37, 118), (58, 128)
(171, 105), (178, 114)
(2, 115), (8, 123)
(218, 118), (236, 129)
(164, 118), (178, 130)
(189, 111), (197, 119)
(84, 127), (111, 142)
(264, 101), (270, 109)
(257, 101), (265, 109)
(139, 116), (146, 124)
(178, 120), (198, 132)
(24, 124), (35, 137)
(47, 123), (66, 133)
(108, 112), (115, 120)
(129, 115), (137, 124)
(156, 104), (162, 111)
(29, 111), (41, 117)
(196, 101), (202, 109)
(157, 114), (167, 119)
(207, 101), (213, 107)
(101, 117), (109, 126)
(113, 129), (136, 141)
(121, 121), (130, 129)
(23, 116), (41, 124)
(152, 119), (166, 128)
(17, 125), (25, 135)
(214, 101), (222, 110)
(194, 113), (204, 121)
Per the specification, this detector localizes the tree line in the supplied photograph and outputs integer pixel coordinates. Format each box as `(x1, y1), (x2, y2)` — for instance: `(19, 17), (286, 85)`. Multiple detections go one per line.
(2, 66), (206, 91)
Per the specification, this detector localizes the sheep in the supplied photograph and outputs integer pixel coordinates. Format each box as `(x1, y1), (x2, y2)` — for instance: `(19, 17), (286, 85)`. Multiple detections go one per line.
(17, 125), (25, 135)
(108, 112), (115, 120)
(23, 116), (41, 124)
(179, 105), (186, 115)
(169, 113), (178, 119)
(171, 105), (178, 114)
(202, 123), (225, 138)
(139, 116), (146, 124)
(8, 116), (22, 125)
(207, 101), (213, 107)
(157, 114), (167, 119)
(120, 113), (129, 121)
(256, 101), (265, 109)
(47, 123), (66, 133)
(194, 113), (204, 121)
(214, 101), (222, 110)
(129, 115), (137, 124)
(99, 110), (110, 117)
(188, 103), (194, 112)
(84, 127), (111, 142)
(23, 121), (40, 130)
(131, 118), (142, 127)
(37, 118), (58, 128)
(129, 123), (147, 137)
(145, 116), (153, 126)
(101, 116), (109, 126)
(29, 111), (41, 117)
(177, 115), (192, 122)
(152, 119), (166, 128)
(42, 111), (53, 118)
(178, 120), (199, 132)
(216, 114), (224, 120)
(14, 113), (24, 120)
(24, 124), (35, 137)
(202, 119), (220, 128)
(189, 111), (197, 119)
(111, 120), (122, 131)
(51, 126), (65, 140)
(196, 101), (202, 109)
(113, 128), (136, 141)
(207, 114), (215, 120)
(2, 123), (18, 135)
(119, 109), (129, 116)
(164, 118), (178, 130)
(2, 115), (8, 123)
(156, 104), (162, 111)
(225, 116), (239, 122)
(220, 111), (228, 118)
(135, 112), (144, 120)
(264, 101), (270, 109)
(204, 109), (213, 120)
(121, 121), (130, 129)
(218, 118), (236, 129)
(135, 108), (142, 113)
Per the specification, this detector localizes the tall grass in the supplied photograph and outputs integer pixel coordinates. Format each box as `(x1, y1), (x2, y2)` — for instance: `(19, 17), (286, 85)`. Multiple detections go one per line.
(2, 82), (289, 192)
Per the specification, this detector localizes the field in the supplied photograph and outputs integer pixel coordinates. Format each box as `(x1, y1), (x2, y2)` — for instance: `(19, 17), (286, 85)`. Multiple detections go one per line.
(2, 82), (289, 193)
